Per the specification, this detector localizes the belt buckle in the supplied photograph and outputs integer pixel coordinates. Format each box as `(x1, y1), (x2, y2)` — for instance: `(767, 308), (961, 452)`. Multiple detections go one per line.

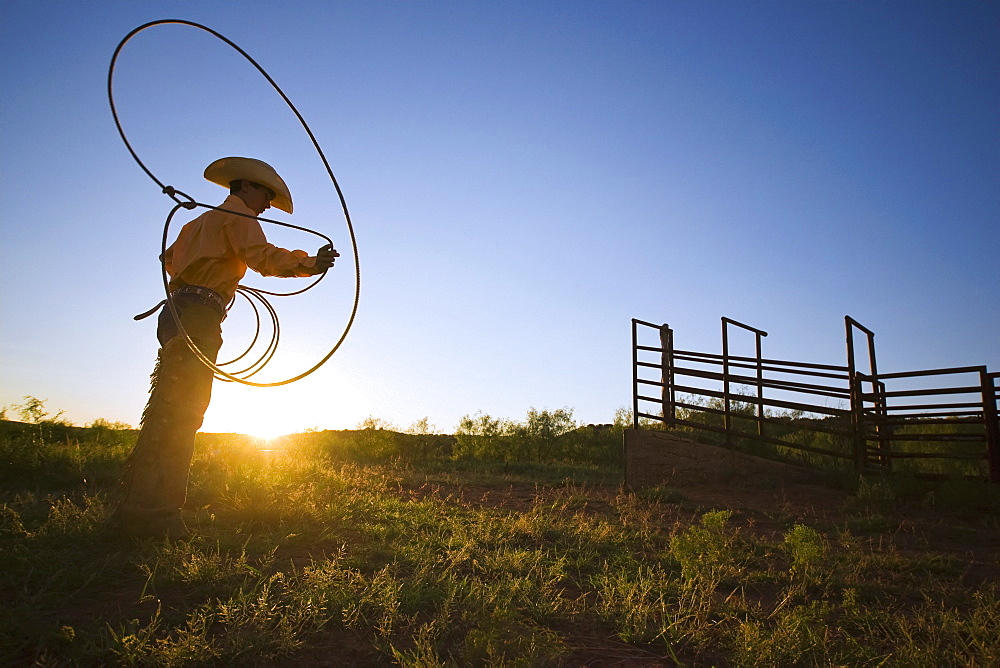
(177, 285), (222, 311)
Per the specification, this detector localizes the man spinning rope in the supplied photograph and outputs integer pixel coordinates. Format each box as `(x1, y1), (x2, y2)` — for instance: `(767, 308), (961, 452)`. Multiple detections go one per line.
(117, 157), (338, 539)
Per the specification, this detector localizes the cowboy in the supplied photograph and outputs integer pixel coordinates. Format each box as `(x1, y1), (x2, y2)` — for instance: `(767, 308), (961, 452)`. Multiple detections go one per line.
(117, 157), (338, 539)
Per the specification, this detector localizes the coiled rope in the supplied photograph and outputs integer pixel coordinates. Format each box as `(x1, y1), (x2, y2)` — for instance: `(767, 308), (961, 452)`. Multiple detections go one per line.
(108, 19), (359, 387)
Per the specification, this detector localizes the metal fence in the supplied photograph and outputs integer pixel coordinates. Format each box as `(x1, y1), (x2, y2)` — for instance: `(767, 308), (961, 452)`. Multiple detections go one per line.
(632, 316), (1000, 483)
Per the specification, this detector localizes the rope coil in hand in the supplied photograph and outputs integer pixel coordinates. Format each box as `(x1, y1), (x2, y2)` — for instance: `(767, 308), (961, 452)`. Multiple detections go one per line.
(108, 19), (359, 387)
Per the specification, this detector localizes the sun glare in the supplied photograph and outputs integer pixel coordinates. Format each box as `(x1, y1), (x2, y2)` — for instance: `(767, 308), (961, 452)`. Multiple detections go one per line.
(198, 361), (370, 442)
(199, 372), (361, 440)
(238, 413), (298, 441)
(202, 390), (305, 440)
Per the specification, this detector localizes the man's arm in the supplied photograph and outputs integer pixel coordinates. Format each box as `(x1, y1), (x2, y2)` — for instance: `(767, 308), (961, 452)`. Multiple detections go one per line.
(231, 218), (336, 278)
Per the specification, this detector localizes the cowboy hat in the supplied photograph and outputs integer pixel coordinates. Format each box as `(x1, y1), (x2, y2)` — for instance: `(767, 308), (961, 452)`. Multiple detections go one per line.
(204, 157), (294, 214)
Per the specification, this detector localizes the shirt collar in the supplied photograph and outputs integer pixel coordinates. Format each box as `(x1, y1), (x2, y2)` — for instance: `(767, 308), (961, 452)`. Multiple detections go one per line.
(221, 193), (256, 216)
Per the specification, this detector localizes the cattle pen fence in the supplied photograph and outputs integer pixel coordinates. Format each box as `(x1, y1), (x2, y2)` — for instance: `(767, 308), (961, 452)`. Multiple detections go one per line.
(631, 316), (999, 483)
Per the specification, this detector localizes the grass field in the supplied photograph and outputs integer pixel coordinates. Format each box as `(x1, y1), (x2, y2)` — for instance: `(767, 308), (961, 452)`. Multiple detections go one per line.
(2, 418), (999, 666)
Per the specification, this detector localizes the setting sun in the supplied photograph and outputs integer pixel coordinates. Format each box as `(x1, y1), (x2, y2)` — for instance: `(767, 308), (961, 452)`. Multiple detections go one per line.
(198, 366), (371, 439)
(202, 389), (311, 439)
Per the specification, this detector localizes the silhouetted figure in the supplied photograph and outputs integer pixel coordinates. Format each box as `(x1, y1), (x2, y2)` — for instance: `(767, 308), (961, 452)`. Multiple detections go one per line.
(117, 157), (338, 539)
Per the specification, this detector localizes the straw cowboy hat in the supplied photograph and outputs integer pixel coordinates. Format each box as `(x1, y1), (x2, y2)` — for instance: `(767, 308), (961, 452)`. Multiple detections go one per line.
(204, 157), (294, 214)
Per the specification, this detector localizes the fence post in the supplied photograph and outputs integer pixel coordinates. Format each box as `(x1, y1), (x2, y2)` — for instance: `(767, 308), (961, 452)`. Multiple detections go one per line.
(659, 324), (675, 428)
(982, 370), (999, 484)
(866, 335), (890, 473)
(722, 319), (731, 448)
(755, 331), (765, 441)
(845, 317), (865, 473)
(631, 319), (639, 430)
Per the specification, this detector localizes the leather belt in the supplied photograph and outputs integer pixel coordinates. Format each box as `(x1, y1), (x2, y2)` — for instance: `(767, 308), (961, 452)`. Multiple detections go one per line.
(172, 285), (227, 314)
(133, 285), (228, 321)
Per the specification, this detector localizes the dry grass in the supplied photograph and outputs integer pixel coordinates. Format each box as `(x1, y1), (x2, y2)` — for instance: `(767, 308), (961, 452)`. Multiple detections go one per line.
(2, 423), (998, 666)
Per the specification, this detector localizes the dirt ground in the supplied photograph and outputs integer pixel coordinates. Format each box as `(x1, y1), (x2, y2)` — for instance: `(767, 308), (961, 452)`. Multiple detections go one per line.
(624, 429), (850, 519)
(397, 429), (999, 582)
(372, 431), (999, 666)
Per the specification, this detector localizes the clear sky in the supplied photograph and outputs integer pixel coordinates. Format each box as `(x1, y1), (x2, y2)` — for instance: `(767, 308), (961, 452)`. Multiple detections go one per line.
(1, 0), (997, 438)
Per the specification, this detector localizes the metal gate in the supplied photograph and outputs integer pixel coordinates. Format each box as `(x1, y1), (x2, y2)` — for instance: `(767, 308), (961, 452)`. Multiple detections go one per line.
(632, 316), (999, 483)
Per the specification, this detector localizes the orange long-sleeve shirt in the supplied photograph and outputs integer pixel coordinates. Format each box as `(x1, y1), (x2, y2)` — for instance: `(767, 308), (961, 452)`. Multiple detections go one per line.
(164, 194), (317, 303)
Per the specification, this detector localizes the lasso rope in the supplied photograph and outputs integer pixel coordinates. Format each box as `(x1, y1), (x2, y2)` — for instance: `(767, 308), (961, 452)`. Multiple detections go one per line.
(108, 19), (360, 387)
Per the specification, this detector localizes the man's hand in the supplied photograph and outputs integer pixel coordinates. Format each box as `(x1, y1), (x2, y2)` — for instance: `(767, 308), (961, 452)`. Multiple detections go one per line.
(312, 243), (340, 274)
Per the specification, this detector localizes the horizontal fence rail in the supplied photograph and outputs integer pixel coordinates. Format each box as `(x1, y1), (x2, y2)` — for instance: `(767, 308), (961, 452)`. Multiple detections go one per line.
(632, 317), (999, 483)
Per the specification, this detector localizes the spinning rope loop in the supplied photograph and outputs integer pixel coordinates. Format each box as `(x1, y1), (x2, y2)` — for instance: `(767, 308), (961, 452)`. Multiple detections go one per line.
(108, 19), (359, 387)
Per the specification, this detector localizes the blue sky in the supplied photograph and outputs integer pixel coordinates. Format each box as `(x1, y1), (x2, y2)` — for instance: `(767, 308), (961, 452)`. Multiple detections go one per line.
(1, 1), (997, 436)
